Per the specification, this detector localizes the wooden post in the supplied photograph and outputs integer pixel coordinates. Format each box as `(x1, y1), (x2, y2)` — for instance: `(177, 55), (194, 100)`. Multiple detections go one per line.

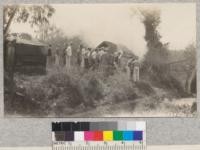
(6, 40), (16, 105)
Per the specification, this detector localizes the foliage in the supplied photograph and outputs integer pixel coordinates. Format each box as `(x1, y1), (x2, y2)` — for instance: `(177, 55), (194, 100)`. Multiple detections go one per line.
(18, 33), (33, 40)
(140, 9), (161, 47)
(4, 65), (196, 116)
(138, 8), (169, 67)
(35, 24), (66, 43)
(149, 68), (187, 97)
(106, 72), (138, 103)
(37, 25), (88, 66)
(3, 5), (55, 36)
(183, 43), (196, 70)
(79, 71), (105, 107)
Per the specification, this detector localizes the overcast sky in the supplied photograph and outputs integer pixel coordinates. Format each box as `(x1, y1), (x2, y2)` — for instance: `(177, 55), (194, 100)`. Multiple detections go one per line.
(10, 3), (196, 57)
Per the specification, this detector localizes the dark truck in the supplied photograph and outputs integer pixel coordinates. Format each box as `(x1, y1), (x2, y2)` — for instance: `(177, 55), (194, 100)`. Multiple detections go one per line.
(5, 37), (48, 75)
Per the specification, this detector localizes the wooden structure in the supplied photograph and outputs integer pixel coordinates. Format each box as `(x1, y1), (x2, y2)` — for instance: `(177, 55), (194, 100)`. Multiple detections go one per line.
(5, 37), (47, 74)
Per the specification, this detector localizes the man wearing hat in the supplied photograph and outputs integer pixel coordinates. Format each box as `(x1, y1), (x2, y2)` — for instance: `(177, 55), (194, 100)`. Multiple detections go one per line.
(127, 56), (140, 82)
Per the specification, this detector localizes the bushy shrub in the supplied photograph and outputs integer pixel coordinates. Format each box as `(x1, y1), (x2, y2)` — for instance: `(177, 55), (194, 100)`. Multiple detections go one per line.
(135, 81), (155, 96)
(106, 73), (138, 103)
(79, 71), (105, 107)
(8, 68), (107, 116)
(144, 66), (187, 97)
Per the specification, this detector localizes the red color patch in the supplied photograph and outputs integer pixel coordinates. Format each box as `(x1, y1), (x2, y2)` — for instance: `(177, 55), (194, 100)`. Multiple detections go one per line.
(93, 131), (103, 141)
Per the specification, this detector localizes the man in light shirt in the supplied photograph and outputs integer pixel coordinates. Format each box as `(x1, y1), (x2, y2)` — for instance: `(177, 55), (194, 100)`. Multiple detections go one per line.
(133, 57), (140, 82)
(91, 49), (97, 70)
(65, 42), (72, 69)
(114, 51), (123, 68)
(127, 56), (140, 82)
(81, 46), (86, 68)
(98, 47), (106, 62)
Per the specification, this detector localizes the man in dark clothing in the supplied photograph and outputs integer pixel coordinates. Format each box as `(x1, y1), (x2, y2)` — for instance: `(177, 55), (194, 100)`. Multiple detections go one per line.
(84, 48), (91, 69)
(48, 45), (52, 56)
(77, 44), (82, 66)
(47, 44), (52, 67)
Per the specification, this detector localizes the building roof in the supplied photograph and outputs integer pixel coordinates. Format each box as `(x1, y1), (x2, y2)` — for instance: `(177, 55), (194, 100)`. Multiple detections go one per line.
(6, 36), (46, 47)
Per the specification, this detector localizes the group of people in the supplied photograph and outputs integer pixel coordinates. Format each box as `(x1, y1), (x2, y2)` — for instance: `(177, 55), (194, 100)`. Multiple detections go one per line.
(47, 42), (140, 82)
(76, 44), (123, 71)
(47, 43), (73, 69)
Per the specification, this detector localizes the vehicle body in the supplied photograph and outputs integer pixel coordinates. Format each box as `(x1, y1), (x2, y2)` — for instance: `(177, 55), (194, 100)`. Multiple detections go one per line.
(96, 41), (137, 68)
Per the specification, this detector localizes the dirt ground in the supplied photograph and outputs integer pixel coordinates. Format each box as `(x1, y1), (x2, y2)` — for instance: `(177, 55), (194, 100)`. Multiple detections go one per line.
(61, 98), (196, 117)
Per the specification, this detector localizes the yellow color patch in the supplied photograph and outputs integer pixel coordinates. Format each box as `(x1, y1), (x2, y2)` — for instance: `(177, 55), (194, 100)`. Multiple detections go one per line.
(103, 131), (113, 141)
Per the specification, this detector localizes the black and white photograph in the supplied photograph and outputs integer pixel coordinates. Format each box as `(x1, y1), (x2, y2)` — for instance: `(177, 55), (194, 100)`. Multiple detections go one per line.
(4, 3), (196, 117)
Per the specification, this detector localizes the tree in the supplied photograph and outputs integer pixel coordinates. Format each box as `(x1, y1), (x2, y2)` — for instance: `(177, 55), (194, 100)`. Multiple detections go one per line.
(3, 4), (55, 89)
(38, 25), (88, 66)
(131, 8), (169, 71)
(184, 43), (196, 68)
(3, 4), (55, 37)
(140, 9), (162, 48)
(35, 24), (65, 42)
(183, 43), (196, 93)
(141, 9), (169, 66)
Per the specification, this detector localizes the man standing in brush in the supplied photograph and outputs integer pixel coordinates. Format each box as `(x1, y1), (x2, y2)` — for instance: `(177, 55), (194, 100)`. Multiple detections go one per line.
(77, 44), (82, 66)
(133, 56), (140, 82)
(81, 46), (86, 68)
(127, 56), (140, 82)
(65, 42), (72, 69)
(98, 47), (106, 70)
(47, 44), (52, 67)
(55, 48), (60, 67)
(90, 48), (97, 70)
(84, 48), (91, 69)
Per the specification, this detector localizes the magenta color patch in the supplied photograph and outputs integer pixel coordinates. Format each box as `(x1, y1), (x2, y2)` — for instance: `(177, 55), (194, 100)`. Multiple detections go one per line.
(84, 131), (94, 141)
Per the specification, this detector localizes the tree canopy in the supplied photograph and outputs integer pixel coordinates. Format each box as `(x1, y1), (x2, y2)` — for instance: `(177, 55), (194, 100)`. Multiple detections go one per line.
(3, 5), (55, 37)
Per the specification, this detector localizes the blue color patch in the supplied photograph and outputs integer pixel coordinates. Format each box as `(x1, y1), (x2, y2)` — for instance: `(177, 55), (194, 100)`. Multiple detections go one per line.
(133, 131), (143, 141)
(123, 131), (133, 141)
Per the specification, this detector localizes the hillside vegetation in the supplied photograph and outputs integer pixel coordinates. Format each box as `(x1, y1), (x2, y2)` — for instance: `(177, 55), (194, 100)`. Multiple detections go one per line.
(4, 64), (196, 117)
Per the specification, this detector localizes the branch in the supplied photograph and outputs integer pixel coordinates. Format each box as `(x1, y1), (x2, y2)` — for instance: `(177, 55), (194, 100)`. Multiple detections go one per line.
(4, 6), (18, 37)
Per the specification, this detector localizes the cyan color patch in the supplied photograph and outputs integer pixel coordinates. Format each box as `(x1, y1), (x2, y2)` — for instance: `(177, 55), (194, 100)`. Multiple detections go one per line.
(123, 131), (133, 141)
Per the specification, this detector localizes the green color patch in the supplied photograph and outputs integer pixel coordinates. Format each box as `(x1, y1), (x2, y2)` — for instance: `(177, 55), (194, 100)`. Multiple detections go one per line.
(113, 131), (123, 141)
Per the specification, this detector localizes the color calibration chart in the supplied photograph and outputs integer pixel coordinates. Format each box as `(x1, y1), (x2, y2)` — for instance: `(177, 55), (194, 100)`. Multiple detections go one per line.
(52, 121), (146, 150)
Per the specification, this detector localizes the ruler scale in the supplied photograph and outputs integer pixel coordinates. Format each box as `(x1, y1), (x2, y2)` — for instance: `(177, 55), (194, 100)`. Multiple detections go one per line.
(52, 121), (146, 150)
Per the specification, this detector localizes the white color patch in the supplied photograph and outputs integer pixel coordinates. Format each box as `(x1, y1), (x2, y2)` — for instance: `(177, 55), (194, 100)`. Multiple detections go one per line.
(126, 121), (136, 130)
(136, 121), (146, 131)
(74, 131), (84, 141)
